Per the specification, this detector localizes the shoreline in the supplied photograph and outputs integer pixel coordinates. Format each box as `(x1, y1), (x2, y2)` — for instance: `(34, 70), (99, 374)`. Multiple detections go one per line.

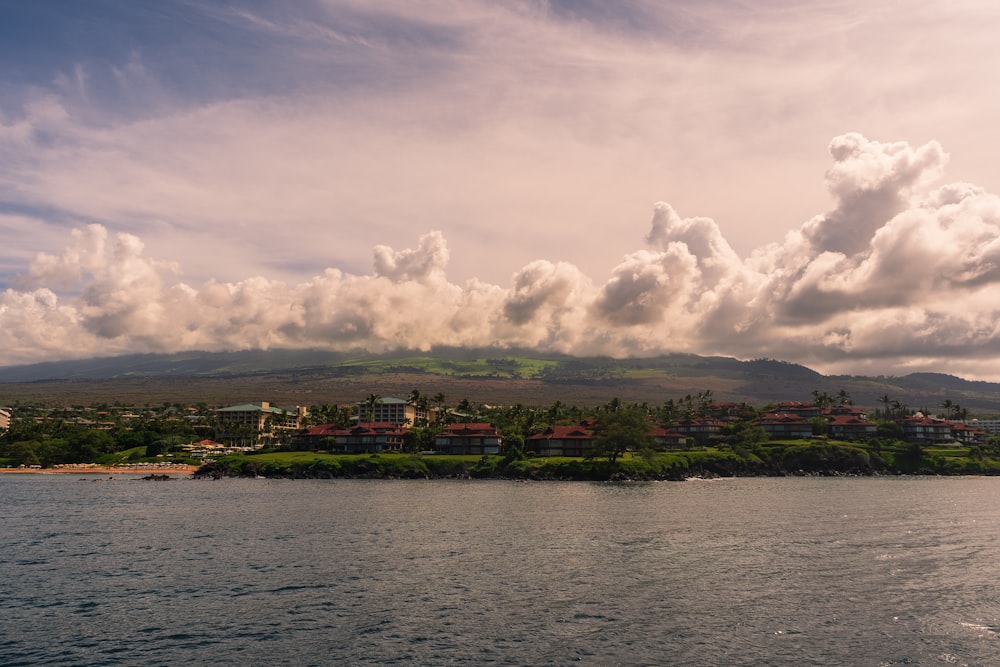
(0, 464), (199, 475)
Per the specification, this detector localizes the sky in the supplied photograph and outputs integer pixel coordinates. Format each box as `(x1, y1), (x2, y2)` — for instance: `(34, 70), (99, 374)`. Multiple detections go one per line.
(3, 1), (1000, 379)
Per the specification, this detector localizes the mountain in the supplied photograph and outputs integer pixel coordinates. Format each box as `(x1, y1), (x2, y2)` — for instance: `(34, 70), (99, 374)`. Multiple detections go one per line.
(1, 348), (999, 415)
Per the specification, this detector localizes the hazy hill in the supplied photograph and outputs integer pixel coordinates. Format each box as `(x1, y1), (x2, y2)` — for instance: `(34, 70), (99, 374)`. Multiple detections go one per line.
(1, 348), (999, 415)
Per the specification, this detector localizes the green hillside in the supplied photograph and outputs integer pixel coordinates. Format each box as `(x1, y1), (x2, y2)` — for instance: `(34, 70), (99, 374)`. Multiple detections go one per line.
(2, 348), (1000, 415)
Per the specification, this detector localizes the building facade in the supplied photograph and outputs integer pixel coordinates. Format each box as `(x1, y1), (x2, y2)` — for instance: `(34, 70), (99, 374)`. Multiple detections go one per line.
(528, 425), (596, 457)
(354, 397), (431, 426)
(214, 402), (307, 448)
(291, 422), (407, 453)
(434, 423), (502, 455)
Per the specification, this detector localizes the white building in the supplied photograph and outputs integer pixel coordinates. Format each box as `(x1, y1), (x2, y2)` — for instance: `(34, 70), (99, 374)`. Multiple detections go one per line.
(966, 419), (1000, 436)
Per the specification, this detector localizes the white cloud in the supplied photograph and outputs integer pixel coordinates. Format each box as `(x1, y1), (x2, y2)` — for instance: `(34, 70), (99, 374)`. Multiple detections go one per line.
(5, 133), (1000, 379)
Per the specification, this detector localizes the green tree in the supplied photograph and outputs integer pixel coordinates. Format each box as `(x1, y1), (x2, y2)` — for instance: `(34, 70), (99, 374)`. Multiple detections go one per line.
(732, 425), (769, 448)
(589, 406), (654, 464)
(811, 390), (833, 409)
(545, 400), (566, 423)
(658, 399), (679, 426)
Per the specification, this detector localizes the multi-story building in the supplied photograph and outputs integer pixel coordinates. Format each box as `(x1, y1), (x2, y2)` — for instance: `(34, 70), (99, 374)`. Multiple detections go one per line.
(0, 407), (10, 432)
(755, 413), (815, 440)
(966, 419), (1000, 436)
(527, 422), (688, 457)
(899, 416), (987, 445)
(214, 402), (307, 448)
(649, 425), (689, 450)
(951, 423), (988, 445)
(354, 397), (431, 426)
(827, 414), (878, 440)
(898, 416), (959, 444)
(673, 417), (727, 444)
(773, 402), (824, 418)
(291, 422), (407, 453)
(528, 425), (596, 457)
(707, 402), (745, 422)
(434, 423), (502, 455)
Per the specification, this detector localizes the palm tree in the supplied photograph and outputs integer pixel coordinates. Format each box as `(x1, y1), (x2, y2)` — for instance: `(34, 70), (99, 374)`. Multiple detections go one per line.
(811, 390), (833, 410)
(659, 399), (678, 426)
(695, 390), (714, 417)
(365, 393), (381, 426)
(308, 402), (337, 426)
(941, 399), (954, 420)
(432, 392), (446, 423)
(680, 394), (695, 420)
(417, 395), (430, 427)
(407, 389), (426, 427)
(546, 400), (565, 423)
(879, 393), (893, 419)
(336, 405), (354, 427)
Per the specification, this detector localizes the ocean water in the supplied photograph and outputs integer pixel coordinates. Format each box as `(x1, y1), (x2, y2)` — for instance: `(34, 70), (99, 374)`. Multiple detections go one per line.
(2, 474), (999, 666)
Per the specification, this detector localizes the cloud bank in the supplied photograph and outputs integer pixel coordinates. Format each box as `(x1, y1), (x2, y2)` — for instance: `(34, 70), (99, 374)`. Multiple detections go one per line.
(4, 133), (1000, 379)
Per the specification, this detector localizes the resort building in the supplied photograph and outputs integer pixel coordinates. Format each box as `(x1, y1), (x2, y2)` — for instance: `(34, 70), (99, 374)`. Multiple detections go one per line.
(707, 402), (747, 422)
(951, 422), (988, 445)
(672, 417), (727, 444)
(898, 416), (959, 445)
(773, 402), (824, 418)
(527, 422), (688, 457)
(649, 425), (689, 450)
(827, 414), (878, 440)
(755, 413), (815, 440)
(898, 416), (987, 445)
(434, 423), (503, 455)
(966, 418), (1000, 435)
(0, 407), (10, 432)
(828, 405), (868, 419)
(214, 402), (307, 448)
(528, 425), (596, 457)
(291, 422), (407, 454)
(290, 423), (342, 450)
(354, 397), (431, 426)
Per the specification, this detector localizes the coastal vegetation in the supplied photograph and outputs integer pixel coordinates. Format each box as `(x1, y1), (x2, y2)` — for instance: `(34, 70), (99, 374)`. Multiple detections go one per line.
(0, 406), (206, 469)
(193, 437), (1000, 481)
(5, 415), (1000, 479)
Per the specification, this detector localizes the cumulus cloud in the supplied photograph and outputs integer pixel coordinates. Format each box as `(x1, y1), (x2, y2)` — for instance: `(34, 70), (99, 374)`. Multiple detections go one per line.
(373, 231), (449, 284)
(4, 133), (1000, 378)
(802, 133), (947, 256)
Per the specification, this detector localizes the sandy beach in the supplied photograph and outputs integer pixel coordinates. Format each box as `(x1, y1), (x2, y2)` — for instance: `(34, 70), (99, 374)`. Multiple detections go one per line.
(0, 463), (199, 475)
